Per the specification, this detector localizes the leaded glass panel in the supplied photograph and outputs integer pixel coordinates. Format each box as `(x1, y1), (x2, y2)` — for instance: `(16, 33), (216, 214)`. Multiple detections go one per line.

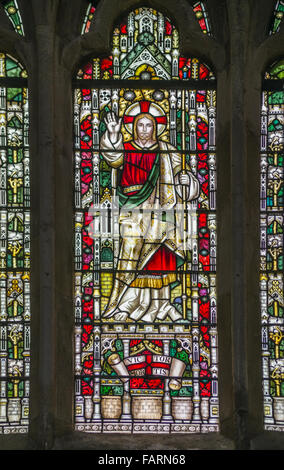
(1, 0), (24, 36)
(260, 59), (284, 431)
(269, 1), (284, 35)
(74, 7), (218, 434)
(81, 1), (212, 36)
(0, 53), (30, 433)
(193, 1), (211, 35)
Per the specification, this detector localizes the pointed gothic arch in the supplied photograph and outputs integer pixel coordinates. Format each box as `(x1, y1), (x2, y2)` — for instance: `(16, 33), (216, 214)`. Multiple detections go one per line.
(73, 5), (218, 435)
(0, 0), (283, 452)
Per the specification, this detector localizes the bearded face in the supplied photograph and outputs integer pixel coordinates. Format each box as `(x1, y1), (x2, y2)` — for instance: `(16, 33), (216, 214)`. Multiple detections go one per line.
(134, 113), (157, 144)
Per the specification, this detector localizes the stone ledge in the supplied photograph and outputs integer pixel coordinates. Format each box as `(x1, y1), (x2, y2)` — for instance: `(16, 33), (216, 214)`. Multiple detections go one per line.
(52, 430), (235, 450)
(250, 431), (284, 450)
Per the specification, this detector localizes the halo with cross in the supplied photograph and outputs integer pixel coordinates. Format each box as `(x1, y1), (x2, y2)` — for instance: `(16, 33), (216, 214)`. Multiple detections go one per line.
(123, 100), (167, 136)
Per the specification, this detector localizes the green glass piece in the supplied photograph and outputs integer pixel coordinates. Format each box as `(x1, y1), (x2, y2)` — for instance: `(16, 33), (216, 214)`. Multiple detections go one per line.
(101, 385), (112, 395)
(5, 58), (22, 77)
(268, 60), (284, 79)
(268, 91), (284, 105)
(270, 1), (284, 34)
(3, 0), (24, 36)
(179, 386), (192, 396)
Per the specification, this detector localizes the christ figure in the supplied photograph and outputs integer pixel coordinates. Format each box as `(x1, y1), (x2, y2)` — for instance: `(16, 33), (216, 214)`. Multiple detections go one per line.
(100, 103), (199, 322)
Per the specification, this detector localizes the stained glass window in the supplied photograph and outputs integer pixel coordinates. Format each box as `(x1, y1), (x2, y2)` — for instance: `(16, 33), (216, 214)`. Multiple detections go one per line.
(1, 0), (24, 36)
(0, 53), (30, 433)
(260, 59), (284, 431)
(193, 1), (211, 35)
(81, 1), (98, 35)
(81, 1), (212, 36)
(269, 1), (284, 35)
(74, 7), (218, 433)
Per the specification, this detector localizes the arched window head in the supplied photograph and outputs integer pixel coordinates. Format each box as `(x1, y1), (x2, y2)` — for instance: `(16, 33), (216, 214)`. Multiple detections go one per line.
(0, 53), (30, 433)
(260, 59), (284, 431)
(74, 7), (218, 434)
(81, 1), (212, 36)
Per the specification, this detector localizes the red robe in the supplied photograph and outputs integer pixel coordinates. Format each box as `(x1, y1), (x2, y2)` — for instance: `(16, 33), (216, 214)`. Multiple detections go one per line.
(120, 141), (177, 274)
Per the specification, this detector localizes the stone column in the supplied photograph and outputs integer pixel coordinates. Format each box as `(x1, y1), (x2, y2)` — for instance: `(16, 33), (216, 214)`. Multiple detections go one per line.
(229, 0), (249, 448)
